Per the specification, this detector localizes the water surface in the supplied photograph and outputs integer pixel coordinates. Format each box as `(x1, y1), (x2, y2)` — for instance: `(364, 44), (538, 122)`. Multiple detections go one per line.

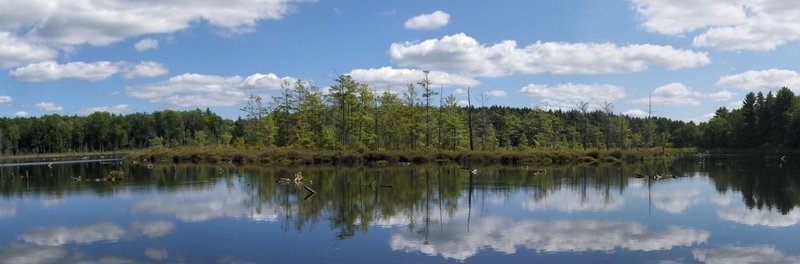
(1, 155), (799, 263)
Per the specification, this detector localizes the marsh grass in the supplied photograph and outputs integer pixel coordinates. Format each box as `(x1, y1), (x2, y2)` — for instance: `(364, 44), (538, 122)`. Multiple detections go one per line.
(125, 145), (693, 167)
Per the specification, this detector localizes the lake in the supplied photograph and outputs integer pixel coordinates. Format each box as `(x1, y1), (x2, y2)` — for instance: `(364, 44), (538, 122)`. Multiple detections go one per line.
(1, 155), (799, 263)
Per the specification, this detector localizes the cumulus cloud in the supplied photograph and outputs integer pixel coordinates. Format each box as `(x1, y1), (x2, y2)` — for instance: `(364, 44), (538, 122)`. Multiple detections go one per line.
(346, 67), (479, 92)
(0, 96), (11, 106)
(623, 109), (648, 118)
(10, 61), (120, 82)
(693, 245), (800, 264)
(485, 90), (507, 98)
(389, 33), (709, 77)
(126, 72), (295, 107)
(14, 111), (28, 117)
(716, 69), (800, 91)
(519, 83), (626, 110)
(35, 102), (63, 112)
(632, 0), (800, 51)
(635, 83), (702, 106)
(391, 218), (709, 261)
(404, 10), (450, 30)
(0, 32), (57, 69)
(124, 61), (168, 79)
(10, 61), (167, 82)
(709, 90), (735, 101)
(134, 38), (159, 52)
(0, 0), (300, 47)
(76, 104), (133, 116)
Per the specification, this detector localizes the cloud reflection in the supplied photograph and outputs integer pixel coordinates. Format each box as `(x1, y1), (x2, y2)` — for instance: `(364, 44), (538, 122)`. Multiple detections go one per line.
(0, 205), (15, 218)
(522, 187), (624, 212)
(651, 189), (702, 214)
(144, 248), (168, 261)
(0, 243), (66, 264)
(693, 245), (800, 264)
(18, 221), (174, 246)
(133, 187), (277, 222)
(717, 207), (800, 228)
(0, 243), (141, 264)
(390, 218), (709, 261)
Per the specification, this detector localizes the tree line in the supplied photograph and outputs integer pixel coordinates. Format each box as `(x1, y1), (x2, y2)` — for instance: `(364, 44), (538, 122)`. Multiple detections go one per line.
(1, 75), (798, 155)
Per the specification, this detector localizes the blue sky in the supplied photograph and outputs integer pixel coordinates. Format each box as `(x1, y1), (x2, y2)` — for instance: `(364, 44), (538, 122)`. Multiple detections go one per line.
(2, 0), (800, 121)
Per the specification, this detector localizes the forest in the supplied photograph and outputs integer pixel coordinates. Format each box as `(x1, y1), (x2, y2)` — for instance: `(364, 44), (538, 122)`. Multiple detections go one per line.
(0, 75), (799, 155)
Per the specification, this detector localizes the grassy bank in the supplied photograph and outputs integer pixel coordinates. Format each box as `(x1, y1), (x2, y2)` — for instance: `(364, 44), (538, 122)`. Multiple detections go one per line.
(125, 146), (695, 167)
(0, 151), (128, 163)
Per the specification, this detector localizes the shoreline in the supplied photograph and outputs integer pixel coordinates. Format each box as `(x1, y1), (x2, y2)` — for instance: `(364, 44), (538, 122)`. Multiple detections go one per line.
(123, 146), (696, 166)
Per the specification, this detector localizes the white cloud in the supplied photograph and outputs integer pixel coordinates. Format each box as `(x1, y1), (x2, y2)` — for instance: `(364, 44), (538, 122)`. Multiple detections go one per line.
(10, 61), (121, 82)
(391, 218), (709, 261)
(717, 69), (800, 91)
(623, 109), (648, 118)
(404, 10), (450, 30)
(346, 67), (479, 92)
(485, 90), (507, 98)
(519, 83), (626, 110)
(14, 111), (28, 117)
(127, 72), (294, 107)
(389, 33), (709, 77)
(134, 38), (159, 52)
(76, 104), (133, 116)
(693, 245), (800, 264)
(0, 0), (300, 48)
(0, 96), (11, 106)
(709, 90), (734, 101)
(124, 61), (168, 79)
(0, 32), (57, 69)
(635, 83), (702, 106)
(35, 102), (63, 112)
(632, 0), (800, 51)
(10, 60), (167, 82)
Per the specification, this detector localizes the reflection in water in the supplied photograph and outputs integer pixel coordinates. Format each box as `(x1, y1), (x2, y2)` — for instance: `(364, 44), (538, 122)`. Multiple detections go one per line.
(144, 248), (168, 261)
(0, 243), (138, 264)
(0, 243), (65, 264)
(2, 156), (800, 262)
(0, 205), (15, 217)
(18, 221), (174, 246)
(693, 245), (800, 264)
(718, 206), (800, 228)
(650, 188), (702, 214)
(133, 186), (278, 222)
(522, 187), (624, 212)
(391, 217), (709, 261)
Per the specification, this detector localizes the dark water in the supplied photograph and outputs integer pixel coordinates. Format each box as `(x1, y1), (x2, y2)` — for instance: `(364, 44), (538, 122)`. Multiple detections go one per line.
(1, 155), (799, 263)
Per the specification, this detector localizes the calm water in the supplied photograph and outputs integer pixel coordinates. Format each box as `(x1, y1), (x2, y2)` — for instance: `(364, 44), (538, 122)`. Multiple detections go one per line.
(1, 155), (799, 263)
